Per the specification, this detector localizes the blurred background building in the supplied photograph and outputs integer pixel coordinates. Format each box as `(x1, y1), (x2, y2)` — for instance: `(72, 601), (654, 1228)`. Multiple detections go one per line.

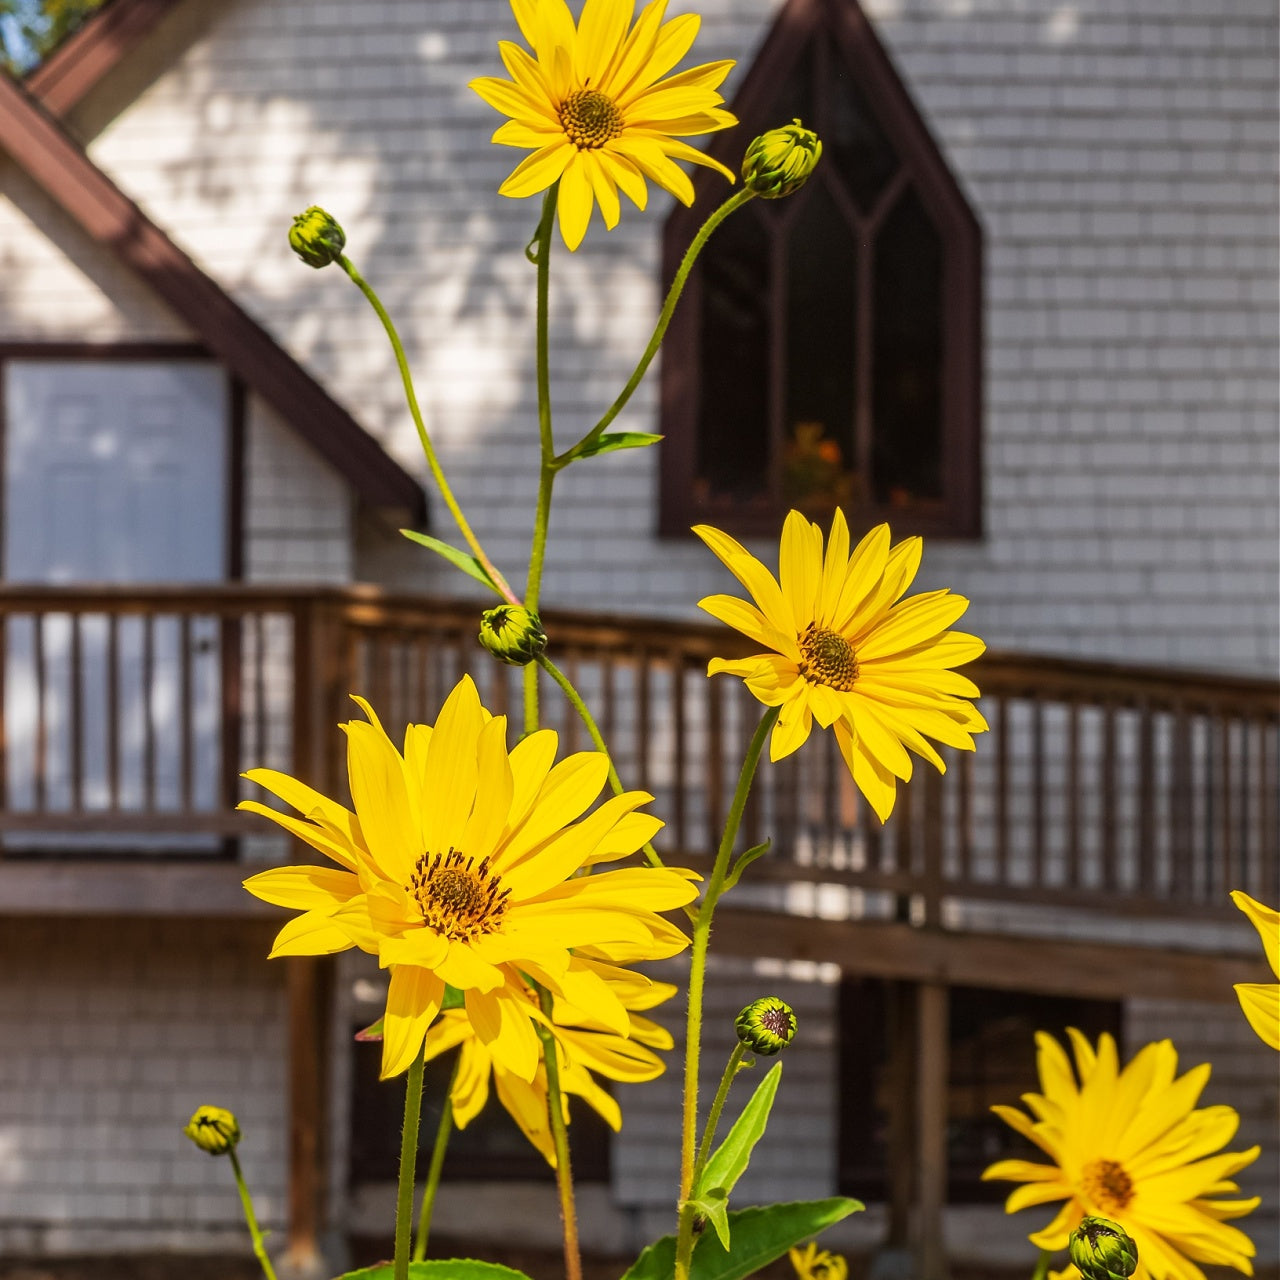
(0, 0), (1276, 1275)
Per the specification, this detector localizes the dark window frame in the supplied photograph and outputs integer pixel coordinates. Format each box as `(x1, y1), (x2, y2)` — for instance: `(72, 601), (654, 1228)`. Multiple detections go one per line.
(659, 0), (982, 540)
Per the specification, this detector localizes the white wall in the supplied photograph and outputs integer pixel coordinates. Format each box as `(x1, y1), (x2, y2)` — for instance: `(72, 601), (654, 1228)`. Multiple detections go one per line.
(81, 0), (1279, 674)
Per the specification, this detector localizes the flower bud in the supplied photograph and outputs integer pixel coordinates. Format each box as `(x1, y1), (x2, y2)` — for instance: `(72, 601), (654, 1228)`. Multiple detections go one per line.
(735, 996), (796, 1055)
(1069, 1216), (1138, 1280)
(288, 206), (346, 268)
(741, 120), (822, 199)
(183, 1105), (241, 1156)
(478, 605), (547, 666)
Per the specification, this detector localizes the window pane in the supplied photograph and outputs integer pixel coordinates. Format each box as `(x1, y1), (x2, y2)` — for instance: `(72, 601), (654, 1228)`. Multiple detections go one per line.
(695, 206), (773, 504)
(872, 188), (944, 505)
(784, 182), (858, 513)
(825, 39), (899, 215)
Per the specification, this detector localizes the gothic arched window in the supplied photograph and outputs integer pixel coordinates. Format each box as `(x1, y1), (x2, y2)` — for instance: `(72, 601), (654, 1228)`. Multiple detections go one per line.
(659, 0), (982, 539)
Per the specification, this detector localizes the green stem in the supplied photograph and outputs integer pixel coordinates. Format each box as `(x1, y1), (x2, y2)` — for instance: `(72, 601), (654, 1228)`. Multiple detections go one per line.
(228, 1150), (278, 1280)
(692, 1040), (748, 1190)
(412, 1053), (459, 1262)
(674, 705), (780, 1280)
(538, 653), (665, 869)
(535, 984), (583, 1280)
(338, 253), (520, 606)
(554, 187), (756, 469)
(525, 185), (559, 616)
(1030, 1249), (1053, 1280)
(394, 1044), (426, 1280)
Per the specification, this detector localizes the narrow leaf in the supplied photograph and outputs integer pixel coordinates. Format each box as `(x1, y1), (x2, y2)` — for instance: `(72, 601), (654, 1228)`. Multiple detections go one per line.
(723, 839), (771, 892)
(688, 1187), (731, 1250)
(573, 431), (663, 460)
(338, 1261), (534, 1280)
(401, 530), (501, 594)
(696, 1061), (782, 1199)
(354, 1017), (383, 1042)
(619, 1198), (863, 1280)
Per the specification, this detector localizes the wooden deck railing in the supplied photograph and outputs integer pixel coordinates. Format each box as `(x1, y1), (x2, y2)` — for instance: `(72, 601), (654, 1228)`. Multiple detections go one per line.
(0, 585), (1275, 926)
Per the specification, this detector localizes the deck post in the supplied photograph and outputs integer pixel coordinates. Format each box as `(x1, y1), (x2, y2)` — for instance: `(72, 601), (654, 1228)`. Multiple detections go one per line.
(883, 980), (915, 1248)
(914, 980), (950, 1279)
(285, 955), (331, 1271)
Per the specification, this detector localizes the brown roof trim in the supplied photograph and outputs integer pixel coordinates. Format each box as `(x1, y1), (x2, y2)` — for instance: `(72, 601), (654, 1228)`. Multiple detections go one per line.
(25, 0), (178, 117)
(0, 70), (426, 524)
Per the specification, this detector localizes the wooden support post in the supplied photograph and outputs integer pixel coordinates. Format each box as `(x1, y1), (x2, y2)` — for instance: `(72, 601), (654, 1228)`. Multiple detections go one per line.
(883, 981), (916, 1248)
(914, 981), (949, 1280)
(285, 955), (330, 1270)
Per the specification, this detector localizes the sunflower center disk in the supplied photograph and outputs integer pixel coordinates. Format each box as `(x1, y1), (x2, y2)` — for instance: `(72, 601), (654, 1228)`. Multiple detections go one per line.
(797, 623), (859, 691)
(1081, 1157), (1135, 1212)
(559, 89), (624, 149)
(409, 849), (510, 942)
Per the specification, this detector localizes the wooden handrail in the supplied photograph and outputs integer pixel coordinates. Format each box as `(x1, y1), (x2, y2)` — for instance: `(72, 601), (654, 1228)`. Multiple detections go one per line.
(0, 584), (1273, 925)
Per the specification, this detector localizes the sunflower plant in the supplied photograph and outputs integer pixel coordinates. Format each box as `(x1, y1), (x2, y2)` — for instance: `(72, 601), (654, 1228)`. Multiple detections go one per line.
(173, 3), (1269, 1280)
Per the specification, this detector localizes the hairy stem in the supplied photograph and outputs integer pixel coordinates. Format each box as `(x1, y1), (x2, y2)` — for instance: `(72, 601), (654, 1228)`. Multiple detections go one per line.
(692, 1040), (749, 1190)
(393, 1045), (425, 1280)
(228, 1150), (278, 1280)
(555, 187), (756, 468)
(412, 1053), (459, 1262)
(674, 705), (780, 1280)
(536, 985), (583, 1280)
(338, 253), (519, 605)
(538, 653), (665, 869)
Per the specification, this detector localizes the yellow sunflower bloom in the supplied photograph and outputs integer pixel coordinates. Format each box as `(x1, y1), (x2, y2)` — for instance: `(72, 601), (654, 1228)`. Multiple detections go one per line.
(423, 959), (677, 1164)
(789, 1242), (848, 1280)
(1230, 890), (1279, 1050)
(983, 1029), (1260, 1280)
(469, 0), (738, 250)
(695, 508), (988, 821)
(241, 675), (697, 1080)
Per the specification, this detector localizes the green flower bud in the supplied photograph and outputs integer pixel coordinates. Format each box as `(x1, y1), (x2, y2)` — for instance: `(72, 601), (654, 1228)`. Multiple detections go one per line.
(183, 1105), (241, 1156)
(478, 605), (547, 666)
(741, 119), (822, 199)
(1069, 1216), (1138, 1280)
(288, 206), (346, 268)
(735, 996), (796, 1055)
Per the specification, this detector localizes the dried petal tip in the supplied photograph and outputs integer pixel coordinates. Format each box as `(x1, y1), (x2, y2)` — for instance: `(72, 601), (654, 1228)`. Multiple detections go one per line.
(288, 206), (345, 268)
(183, 1105), (241, 1156)
(1069, 1216), (1138, 1280)
(478, 605), (548, 666)
(742, 120), (822, 199)
(735, 996), (796, 1055)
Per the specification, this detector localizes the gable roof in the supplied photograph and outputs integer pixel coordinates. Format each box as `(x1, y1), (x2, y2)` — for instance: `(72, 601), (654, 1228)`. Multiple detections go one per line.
(1, 30), (426, 526)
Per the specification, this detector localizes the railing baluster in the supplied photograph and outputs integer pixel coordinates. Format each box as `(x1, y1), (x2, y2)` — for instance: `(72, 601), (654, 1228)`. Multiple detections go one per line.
(994, 694), (1008, 885)
(34, 613), (47, 812)
(1066, 697), (1080, 889)
(1216, 715), (1231, 899)
(1170, 704), (1192, 902)
(142, 612), (155, 813)
(1137, 701), (1155, 897)
(958, 747), (973, 886)
(107, 613), (121, 812)
(179, 613), (193, 814)
(1263, 718), (1279, 901)
(70, 612), (83, 812)
(706, 669), (724, 854)
(1031, 695), (1044, 888)
(636, 647), (651, 798)
(1101, 701), (1116, 892)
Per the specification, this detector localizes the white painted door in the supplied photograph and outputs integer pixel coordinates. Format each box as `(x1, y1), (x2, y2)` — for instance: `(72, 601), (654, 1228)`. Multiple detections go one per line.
(3, 360), (228, 849)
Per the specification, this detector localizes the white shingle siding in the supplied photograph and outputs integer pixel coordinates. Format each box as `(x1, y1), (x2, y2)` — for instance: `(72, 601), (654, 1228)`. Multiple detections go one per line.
(83, 0), (1280, 675)
(0, 919), (287, 1250)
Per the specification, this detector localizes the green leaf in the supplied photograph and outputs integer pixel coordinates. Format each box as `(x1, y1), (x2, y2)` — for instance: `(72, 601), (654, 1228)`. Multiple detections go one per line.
(688, 1186), (730, 1250)
(400, 530), (501, 595)
(619, 1198), (862, 1280)
(353, 1017), (383, 1042)
(696, 1061), (782, 1200)
(723, 840), (771, 892)
(573, 431), (663, 460)
(335, 1261), (534, 1280)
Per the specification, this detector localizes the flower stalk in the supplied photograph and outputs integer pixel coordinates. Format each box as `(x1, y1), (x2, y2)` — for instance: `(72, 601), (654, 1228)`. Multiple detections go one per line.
(692, 1039), (749, 1188)
(675, 704), (780, 1280)
(337, 253), (520, 607)
(412, 1053), (460, 1262)
(536, 984), (583, 1280)
(556, 187), (756, 469)
(229, 1149), (279, 1280)
(393, 1045), (426, 1280)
